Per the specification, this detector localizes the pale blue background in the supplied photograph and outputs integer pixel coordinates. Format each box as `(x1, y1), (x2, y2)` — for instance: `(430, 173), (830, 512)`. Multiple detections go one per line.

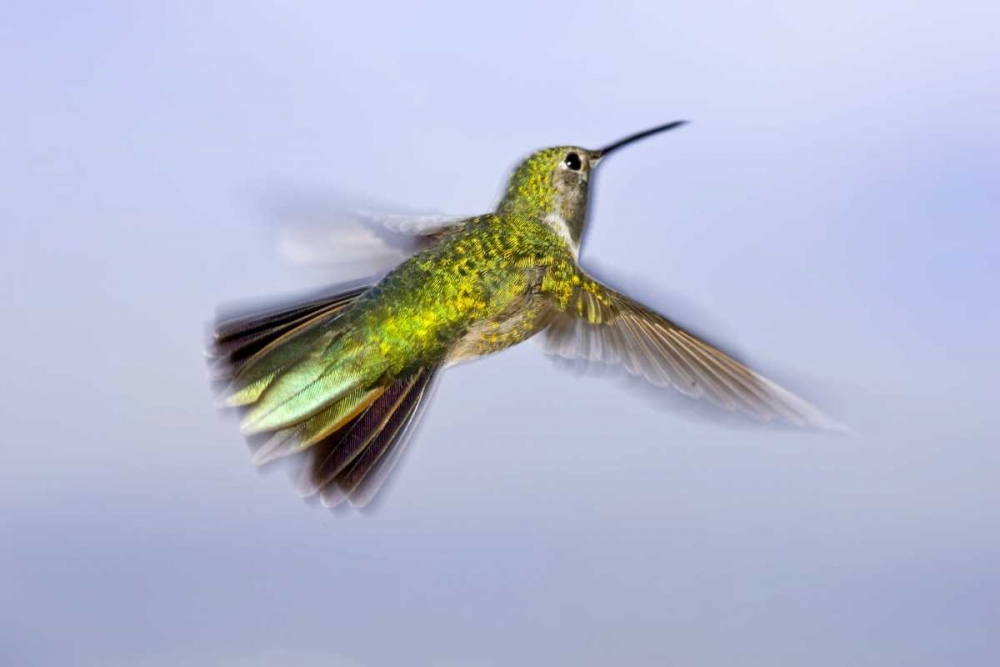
(2, 2), (999, 665)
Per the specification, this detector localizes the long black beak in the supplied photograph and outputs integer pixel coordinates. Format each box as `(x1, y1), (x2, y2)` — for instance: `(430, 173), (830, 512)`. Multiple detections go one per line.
(593, 120), (689, 160)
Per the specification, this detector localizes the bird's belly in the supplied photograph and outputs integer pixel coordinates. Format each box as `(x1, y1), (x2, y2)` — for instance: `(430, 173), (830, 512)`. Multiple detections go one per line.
(445, 296), (551, 367)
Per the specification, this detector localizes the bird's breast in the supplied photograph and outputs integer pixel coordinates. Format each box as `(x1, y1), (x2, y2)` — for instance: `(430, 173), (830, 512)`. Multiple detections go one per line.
(445, 289), (552, 366)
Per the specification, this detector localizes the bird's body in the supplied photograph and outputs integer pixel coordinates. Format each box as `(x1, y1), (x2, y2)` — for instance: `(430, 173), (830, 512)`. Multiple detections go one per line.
(346, 212), (574, 371)
(211, 122), (843, 508)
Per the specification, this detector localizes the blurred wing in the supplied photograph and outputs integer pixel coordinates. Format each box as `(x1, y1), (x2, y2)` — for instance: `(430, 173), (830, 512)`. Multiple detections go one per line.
(543, 275), (845, 431)
(260, 190), (469, 271)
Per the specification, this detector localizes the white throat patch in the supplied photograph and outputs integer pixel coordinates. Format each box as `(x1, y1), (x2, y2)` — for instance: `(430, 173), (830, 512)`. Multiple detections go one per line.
(543, 212), (580, 257)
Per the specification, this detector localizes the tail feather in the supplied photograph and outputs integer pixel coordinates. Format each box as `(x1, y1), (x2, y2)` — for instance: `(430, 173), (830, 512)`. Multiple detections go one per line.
(211, 281), (439, 508)
(252, 385), (385, 466)
(237, 338), (371, 434)
(300, 375), (418, 495)
(212, 284), (372, 422)
(215, 285), (368, 343)
(322, 367), (439, 508)
(209, 284), (369, 384)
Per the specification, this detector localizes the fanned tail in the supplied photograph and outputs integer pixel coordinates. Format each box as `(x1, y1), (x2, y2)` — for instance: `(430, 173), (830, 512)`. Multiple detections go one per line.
(209, 282), (440, 508)
(209, 282), (370, 385)
(301, 367), (440, 508)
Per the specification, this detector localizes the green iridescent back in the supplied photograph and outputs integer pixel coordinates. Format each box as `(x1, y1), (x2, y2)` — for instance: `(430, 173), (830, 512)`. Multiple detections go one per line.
(350, 212), (579, 374)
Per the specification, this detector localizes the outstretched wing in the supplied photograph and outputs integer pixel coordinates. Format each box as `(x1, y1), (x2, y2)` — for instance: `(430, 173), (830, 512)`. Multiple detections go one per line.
(542, 274), (845, 431)
(259, 189), (469, 271)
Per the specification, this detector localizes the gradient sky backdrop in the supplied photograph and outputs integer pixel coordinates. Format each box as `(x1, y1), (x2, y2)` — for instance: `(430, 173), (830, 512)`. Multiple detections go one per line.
(2, 2), (999, 665)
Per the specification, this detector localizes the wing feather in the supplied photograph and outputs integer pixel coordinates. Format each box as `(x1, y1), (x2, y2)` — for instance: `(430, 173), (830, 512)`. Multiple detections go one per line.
(543, 277), (845, 431)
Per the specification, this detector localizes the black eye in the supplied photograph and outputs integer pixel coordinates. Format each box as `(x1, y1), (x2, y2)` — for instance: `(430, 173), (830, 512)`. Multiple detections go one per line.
(564, 152), (582, 171)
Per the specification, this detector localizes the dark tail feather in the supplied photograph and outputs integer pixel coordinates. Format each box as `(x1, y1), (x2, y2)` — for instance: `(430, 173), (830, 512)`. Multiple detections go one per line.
(209, 281), (439, 510)
(300, 376), (417, 494)
(297, 366), (440, 508)
(208, 282), (370, 384)
(329, 367), (440, 508)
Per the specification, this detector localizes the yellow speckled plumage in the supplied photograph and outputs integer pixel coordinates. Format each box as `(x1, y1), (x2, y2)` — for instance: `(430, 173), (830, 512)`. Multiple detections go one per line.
(209, 121), (845, 509)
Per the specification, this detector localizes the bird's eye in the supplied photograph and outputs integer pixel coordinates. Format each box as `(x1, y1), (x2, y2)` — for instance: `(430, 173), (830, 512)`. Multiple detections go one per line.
(564, 152), (582, 171)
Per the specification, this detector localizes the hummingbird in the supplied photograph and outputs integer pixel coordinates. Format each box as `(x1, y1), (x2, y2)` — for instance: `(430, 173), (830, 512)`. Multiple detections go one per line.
(210, 121), (841, 509)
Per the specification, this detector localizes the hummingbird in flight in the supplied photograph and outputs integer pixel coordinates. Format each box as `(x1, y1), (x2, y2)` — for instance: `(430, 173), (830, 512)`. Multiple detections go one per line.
(210, 121), (841, 509)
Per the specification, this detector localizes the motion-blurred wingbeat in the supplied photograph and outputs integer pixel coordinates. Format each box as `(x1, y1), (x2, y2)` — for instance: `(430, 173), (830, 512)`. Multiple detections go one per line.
(209, 122), (843, 509)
